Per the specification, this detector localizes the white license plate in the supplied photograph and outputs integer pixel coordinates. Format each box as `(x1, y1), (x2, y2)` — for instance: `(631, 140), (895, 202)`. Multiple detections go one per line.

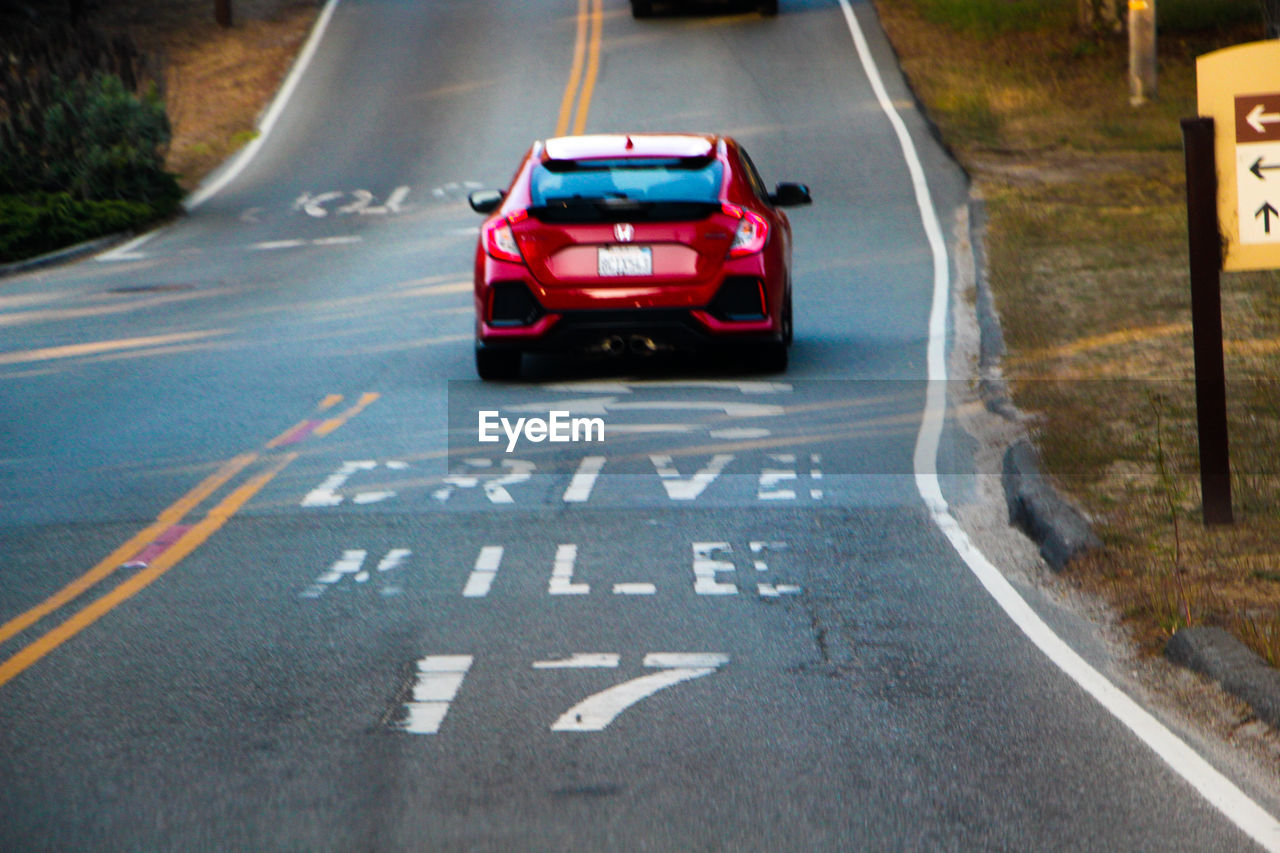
(598, 245), (653, 277)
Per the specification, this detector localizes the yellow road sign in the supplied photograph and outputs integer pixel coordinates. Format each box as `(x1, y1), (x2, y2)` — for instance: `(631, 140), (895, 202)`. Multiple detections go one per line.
(1197, 40), (1280, 271)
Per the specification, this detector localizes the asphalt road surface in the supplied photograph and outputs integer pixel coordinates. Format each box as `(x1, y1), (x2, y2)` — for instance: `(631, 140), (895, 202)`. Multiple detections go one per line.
(2, 0), (1278, 849)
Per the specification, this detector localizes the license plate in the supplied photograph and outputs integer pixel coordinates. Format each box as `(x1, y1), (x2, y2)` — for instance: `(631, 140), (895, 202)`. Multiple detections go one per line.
(598, 245), (652, 277)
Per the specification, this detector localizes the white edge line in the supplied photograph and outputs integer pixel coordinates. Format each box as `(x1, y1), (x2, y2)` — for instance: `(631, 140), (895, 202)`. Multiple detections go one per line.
(95, 229), (160, 262)
(185, 0), (343, 211)
(835, 0), (1280, 848)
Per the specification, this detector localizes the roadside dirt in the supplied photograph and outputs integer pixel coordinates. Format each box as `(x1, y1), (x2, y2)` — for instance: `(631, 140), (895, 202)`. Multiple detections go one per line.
(96, 0), (317, 190)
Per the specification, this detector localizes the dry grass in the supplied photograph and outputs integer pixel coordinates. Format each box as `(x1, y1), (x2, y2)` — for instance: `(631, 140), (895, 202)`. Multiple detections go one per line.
(875, 0), (1280, 665)
(94, 0), (317, 189)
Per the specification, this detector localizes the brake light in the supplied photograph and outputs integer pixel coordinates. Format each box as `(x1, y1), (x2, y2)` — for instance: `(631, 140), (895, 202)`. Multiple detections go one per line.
(722, 203), (769, 257)
(483, 210), (527, 263)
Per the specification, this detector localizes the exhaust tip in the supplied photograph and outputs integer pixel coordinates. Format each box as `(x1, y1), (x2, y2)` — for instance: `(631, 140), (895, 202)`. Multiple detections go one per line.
(629, 335), (659, 355)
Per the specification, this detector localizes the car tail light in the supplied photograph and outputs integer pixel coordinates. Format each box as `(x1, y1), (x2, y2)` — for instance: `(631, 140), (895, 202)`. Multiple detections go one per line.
(483, 210), (527, 263)
(722, 203), (769, 258)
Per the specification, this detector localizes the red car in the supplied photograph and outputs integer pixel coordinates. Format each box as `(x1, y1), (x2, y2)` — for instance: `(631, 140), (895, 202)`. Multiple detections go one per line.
(468, 133), (810, 380)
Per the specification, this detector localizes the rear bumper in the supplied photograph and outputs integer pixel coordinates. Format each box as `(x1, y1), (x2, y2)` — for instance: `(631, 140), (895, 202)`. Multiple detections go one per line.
(477, 307), (780, 353)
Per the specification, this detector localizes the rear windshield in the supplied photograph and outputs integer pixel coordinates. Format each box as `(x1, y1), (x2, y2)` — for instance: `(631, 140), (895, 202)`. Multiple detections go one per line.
(530, 156), (723, 205)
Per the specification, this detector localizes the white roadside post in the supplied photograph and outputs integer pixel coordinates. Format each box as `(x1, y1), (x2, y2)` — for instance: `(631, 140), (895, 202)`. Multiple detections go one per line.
(1129, 0), (1156, 105)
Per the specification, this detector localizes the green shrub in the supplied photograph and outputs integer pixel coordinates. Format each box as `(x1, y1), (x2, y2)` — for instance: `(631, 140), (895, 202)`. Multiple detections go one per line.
(1159, 0), (1261, 32)
(0, 193), (153, 264)
(1, 72), (182, 210)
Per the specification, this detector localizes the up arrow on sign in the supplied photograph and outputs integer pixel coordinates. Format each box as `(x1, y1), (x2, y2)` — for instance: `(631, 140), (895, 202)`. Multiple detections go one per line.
(1258, 201), (1280, 234)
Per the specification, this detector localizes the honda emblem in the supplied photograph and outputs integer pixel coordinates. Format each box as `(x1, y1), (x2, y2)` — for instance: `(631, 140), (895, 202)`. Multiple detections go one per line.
(614, 223), (635, 243)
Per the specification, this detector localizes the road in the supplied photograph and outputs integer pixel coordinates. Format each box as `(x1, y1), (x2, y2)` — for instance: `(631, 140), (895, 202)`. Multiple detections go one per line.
(1, 0), (1277, 849)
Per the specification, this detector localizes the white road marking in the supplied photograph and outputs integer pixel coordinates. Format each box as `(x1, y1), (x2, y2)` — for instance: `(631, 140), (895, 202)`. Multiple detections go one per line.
(377, 549), (411, 572)
(612, 583), (657, 595)
(613, 400), (785, 417)
(96, 230), (160, 262)
(296, 190), (343, 218)
(385, 185), (410, 213)
(549, 543), (589, 595)
(250, 236), (362, 251)
(541, 381), (791, 394)
(301, 548), (406, 598)
(549, 654), (728, 732)
(758, 453), (798, 501)
(463, 545), (503, 598)
(835, 0), (1280, 845)
(252, 239), (308, 251)
(709, 427), (771, 439)
(327, 186), (411, 216)
(402, 655), (472, 734)
(352, 489), (395, 504)
(534, 654), (619, 669)
(300, 548), (366, 598)
(692, 541), (736, 595)
(757, 584), (802, 598)
(432, 458), (535, 504)
(301, 460), (377, 507)
(336, 190), (374, 215)
(604, 424), (693, 434)
(643, 653), (729, 669)
(563, 455), (605, 502)
(507, 398), (782, 418)
(651, 453), (733, 501)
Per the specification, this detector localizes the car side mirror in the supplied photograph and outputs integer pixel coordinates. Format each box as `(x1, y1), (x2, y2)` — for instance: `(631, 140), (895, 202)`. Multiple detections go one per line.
(769, 182), (812, 207)
(468, 189), (505, 214)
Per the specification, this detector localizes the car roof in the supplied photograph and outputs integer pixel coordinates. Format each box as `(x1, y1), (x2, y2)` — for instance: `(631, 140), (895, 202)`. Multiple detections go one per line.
(541, 133), (719, 162)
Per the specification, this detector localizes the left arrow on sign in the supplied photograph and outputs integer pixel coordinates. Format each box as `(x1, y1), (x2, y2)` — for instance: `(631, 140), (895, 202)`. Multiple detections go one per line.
(1250, 157), (1280, 180)
(1247, 103), (1280, 136)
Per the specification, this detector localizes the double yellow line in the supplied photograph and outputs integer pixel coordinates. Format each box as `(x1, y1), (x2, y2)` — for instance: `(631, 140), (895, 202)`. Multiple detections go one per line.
(0, 392), (379, 690)
(555, 0), (604, 137)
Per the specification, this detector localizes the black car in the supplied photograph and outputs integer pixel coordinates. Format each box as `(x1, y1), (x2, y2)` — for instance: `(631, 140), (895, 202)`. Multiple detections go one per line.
(632, 0), (777, 18)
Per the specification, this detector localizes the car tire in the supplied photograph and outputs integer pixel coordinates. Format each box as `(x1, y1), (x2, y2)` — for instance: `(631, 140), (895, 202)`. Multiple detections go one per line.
(759, 0), (778, 15)
(632, 0), (653, 17)
(475, 346), (522, 381)
(754, 341), (788, 373)
(781, 290), (793, 346)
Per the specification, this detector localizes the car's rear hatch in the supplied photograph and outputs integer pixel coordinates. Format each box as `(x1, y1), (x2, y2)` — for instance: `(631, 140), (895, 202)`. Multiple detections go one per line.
(515, 199), (734, 287)
(513, 150), (734, 290)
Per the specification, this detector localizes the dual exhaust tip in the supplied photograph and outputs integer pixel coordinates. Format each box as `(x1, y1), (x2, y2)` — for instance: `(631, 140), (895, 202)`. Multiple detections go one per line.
(597, 335), (665, 356)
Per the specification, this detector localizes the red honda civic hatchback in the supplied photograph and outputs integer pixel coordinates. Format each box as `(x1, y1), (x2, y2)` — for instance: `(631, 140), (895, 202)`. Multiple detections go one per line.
(467, 133), (811, 380)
